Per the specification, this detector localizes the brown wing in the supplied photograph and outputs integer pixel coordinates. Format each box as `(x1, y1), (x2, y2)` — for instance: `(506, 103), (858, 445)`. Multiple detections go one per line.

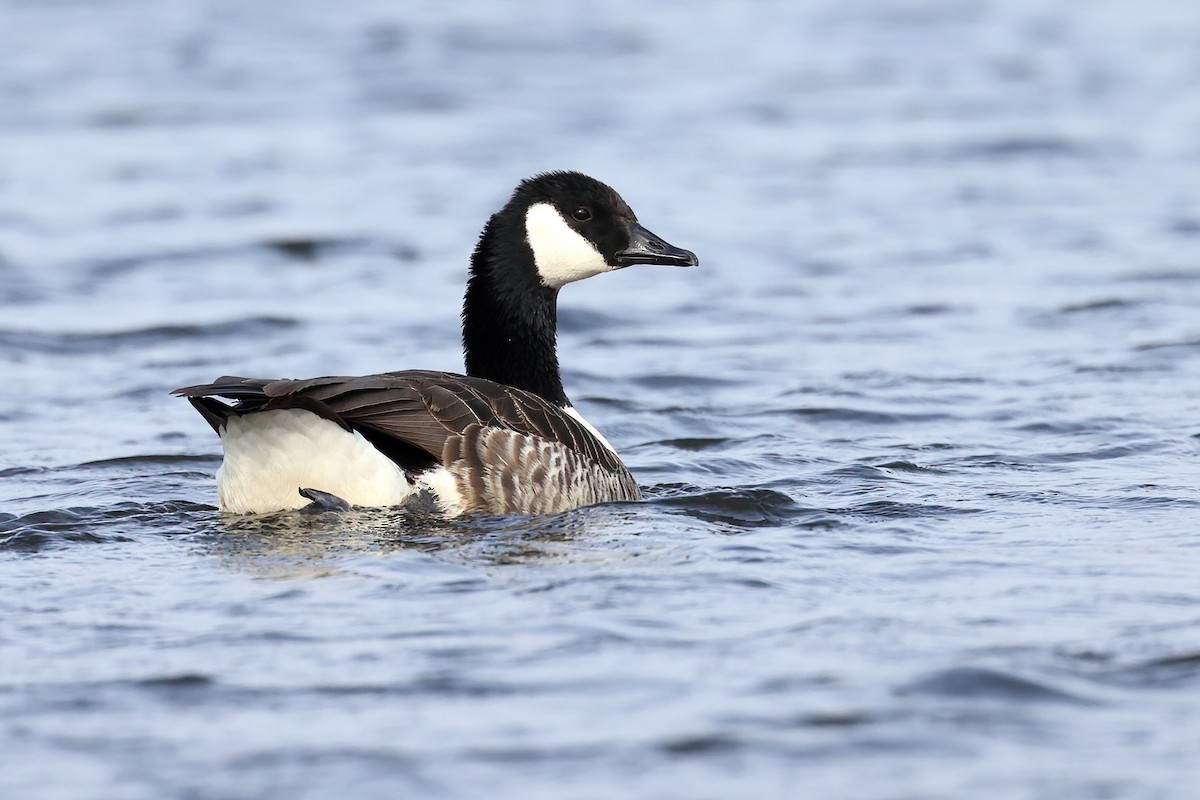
(172, 370), (632, 481)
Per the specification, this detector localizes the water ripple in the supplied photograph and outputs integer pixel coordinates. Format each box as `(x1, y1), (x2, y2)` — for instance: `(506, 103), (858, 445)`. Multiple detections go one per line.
(647, 486), (824, 529)
(900, 667), (1094, 705)
(0, 501), (212, 550)
(0, 317), (298, 354)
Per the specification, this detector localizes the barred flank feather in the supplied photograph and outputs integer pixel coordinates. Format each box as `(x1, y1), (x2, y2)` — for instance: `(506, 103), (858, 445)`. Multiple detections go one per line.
(444, 424), (640, 515)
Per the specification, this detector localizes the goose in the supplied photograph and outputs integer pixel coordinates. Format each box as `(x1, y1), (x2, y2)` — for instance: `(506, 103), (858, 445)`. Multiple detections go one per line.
(174, 171), (698, 516)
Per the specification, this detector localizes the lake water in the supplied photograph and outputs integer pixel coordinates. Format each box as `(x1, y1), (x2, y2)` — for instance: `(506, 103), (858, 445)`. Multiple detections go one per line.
(2, 1), (1199, 798)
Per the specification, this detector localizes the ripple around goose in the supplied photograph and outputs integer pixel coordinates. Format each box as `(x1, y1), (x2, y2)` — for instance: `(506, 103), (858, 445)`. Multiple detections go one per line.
(174, 171), (699, 517)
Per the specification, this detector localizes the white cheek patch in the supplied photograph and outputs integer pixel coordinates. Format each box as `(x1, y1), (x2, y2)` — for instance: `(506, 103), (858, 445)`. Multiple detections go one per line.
(525, 202), (611, 288)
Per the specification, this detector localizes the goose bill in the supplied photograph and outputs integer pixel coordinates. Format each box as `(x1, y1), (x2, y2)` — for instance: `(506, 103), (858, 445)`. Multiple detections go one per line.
(614, 222), (698, 267)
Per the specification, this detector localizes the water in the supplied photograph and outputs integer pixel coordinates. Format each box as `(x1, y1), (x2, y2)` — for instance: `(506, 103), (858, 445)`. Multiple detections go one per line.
(2, 1), (1199, 797)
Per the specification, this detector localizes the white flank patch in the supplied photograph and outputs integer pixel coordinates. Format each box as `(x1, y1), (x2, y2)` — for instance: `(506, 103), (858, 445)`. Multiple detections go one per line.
(525, 203), (610, 288)
(415, 466), (466, 517)
(216, 409), (413, 514)
(562, 405), (617, 454)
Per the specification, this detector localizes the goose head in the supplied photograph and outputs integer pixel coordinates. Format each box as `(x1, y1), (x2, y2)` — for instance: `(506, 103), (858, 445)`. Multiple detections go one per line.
(464, 171), (698, 405)
(500, 171), (698, 289)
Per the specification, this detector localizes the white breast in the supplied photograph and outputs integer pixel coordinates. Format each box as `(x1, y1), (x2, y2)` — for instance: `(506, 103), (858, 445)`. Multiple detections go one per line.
(216, 409), (413, 514)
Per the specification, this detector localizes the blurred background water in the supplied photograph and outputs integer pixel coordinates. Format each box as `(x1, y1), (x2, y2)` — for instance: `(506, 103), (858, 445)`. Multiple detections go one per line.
(2, 1), (1199, 798)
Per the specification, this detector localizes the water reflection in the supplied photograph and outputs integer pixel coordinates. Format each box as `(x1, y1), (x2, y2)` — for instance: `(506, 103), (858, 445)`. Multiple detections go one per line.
(200, 500), (650, 578)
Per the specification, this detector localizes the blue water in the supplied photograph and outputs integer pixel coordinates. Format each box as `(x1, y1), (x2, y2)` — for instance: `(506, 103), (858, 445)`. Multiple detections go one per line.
(2, 1), (1199, 797)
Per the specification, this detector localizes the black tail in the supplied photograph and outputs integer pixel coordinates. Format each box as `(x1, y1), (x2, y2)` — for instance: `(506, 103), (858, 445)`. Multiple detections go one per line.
(173, 376), (273, 435)
(186, 396), (234, 434)
(173, 376), (352, 436)
(171, 376), (273, 400)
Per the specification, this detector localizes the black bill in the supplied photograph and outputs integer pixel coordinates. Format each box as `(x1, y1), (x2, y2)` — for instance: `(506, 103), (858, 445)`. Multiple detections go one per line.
(614, 222), (699, 267)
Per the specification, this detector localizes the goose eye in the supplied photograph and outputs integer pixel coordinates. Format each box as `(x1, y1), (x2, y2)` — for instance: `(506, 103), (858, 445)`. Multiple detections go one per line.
(571, 206), (592, 222)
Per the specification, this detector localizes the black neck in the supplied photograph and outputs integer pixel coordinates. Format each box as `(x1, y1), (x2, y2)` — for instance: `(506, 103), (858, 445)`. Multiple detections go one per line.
(462, 213), (568, 406)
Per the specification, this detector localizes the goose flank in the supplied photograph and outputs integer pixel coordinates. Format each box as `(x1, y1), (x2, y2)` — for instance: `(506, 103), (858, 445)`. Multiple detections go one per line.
(174, 171), (698, 515)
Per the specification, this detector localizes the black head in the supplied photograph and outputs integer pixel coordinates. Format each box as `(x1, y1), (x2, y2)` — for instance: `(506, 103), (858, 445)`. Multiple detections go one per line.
(503, 171), (699, 289)
(463, 171), (698, 405)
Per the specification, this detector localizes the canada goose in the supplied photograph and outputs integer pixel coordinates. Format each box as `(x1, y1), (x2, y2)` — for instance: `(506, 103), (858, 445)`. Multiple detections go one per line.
(174, 171), (698, 515)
